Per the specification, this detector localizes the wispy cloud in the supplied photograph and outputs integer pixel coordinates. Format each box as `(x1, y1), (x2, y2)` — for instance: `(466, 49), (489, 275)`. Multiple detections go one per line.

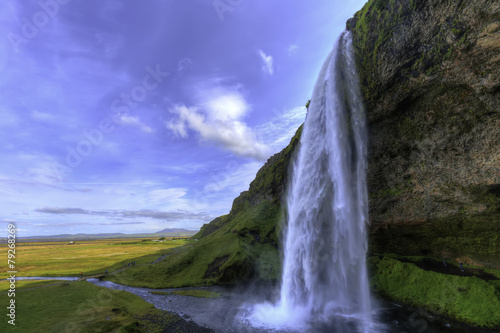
(167, 82), (271, 161)
(288, 43), (299, 56)
(99, 222), (146, 225)
(256, 106), (306, 149)
(258, 49), (274, 75)
(33, 221), (146, 228)
(94, 32), (124, 58)
(0, 219), (30, 225)
(36, 207), (89, 214)
(116, 115), (154, 133)
(31, 110), (56, 122)
(35, 207), (212, 221)
(148, 188), (186, 204)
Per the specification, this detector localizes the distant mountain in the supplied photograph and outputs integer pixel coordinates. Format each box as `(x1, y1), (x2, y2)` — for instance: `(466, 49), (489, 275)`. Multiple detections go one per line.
(18, 229), (198, 241)
(155, 228), (197, 235)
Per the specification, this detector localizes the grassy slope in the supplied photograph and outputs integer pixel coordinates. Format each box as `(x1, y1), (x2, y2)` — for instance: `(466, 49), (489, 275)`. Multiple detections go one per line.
(0, 280), (211, 333)
(108, 125), (303, 288)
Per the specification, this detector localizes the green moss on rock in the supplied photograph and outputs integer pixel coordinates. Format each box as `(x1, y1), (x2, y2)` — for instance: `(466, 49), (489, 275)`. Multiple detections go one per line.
(369, 257), (500, 328)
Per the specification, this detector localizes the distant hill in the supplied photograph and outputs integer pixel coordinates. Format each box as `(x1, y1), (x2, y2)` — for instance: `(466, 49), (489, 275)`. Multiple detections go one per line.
(19, 229), (197, 241)
(155, 228), (198, 236)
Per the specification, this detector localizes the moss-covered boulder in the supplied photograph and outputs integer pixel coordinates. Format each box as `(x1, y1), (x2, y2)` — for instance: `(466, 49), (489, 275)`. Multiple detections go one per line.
(370, 256), (500, 328)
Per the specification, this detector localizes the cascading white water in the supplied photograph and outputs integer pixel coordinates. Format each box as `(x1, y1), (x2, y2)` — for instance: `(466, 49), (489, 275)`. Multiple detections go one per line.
(249, 31), (374, 332)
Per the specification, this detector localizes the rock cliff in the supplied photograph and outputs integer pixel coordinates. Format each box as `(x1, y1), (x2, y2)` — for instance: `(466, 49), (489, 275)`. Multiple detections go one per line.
(347, 0), (500, 268)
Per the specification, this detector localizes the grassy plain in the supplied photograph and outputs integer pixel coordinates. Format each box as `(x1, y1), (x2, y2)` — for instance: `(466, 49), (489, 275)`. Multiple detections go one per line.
(0, 279), (64, 293)
(0, 238), (190, 279)
(0, 237), (212, 332)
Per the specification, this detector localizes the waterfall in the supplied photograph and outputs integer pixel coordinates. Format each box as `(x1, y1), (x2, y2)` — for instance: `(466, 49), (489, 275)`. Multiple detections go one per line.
(249, 31), (374, 332)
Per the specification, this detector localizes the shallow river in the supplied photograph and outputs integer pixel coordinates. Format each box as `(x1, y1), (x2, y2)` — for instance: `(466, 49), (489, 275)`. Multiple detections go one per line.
(6, 276), (468, 332)
(84, 279), (464, 333)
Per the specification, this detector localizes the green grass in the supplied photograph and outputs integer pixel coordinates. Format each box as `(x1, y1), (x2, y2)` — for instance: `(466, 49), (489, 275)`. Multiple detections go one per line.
(0, 280), (64, 293)
(0, 239), (188, 279)
(0, 281), (148, 332)
(150, 289), (221, 299)
(370, 257), (500, 328)
(0, 280), (207, 333)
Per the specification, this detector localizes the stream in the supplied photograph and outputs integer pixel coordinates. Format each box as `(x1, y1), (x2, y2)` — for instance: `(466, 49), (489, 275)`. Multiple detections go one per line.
(85, 279), (464, 333)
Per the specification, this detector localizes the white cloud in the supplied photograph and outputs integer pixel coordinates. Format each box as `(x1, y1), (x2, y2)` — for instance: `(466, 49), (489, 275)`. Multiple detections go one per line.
(258, 50), (274, 75)
(118, 115), (154, 133)
(167, 83), (271, 161)
(204, 92), (249, 121)
(31, 110), (56, 122)
(191, 161), (263, 213)
(288, 43), (299, 56)
(148, 188), (187, 204)
(256, 106), (306, 150)
(167, 116), (188, 138)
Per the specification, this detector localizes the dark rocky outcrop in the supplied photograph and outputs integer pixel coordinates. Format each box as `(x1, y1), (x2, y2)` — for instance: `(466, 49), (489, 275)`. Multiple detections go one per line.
(347, 0), (500, 268)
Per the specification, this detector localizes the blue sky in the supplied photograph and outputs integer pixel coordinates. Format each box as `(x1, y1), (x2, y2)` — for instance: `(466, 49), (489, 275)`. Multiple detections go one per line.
(1, 0), (367, 237)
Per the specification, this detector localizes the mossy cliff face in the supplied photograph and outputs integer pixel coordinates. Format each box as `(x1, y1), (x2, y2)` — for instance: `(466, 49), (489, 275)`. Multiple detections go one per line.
(347, 0), (500, 268)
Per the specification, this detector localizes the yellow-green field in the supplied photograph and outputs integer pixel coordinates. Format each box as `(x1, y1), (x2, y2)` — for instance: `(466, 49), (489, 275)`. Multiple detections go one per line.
(0, 238), (190, 279)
